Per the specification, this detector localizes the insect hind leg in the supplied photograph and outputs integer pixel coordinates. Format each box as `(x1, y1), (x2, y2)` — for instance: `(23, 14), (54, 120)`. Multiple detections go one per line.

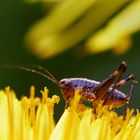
(125, 75), (137, 102)
(116, 74), (137, 115)
(122, 76), (137, 120)
(94, 61), (127, 100)
(111, 74), (137, 101)
(112, 74), (135, 89)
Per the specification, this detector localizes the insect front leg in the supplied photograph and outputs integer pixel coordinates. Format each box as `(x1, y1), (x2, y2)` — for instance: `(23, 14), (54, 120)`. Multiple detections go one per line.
(93, 61), (127, 100)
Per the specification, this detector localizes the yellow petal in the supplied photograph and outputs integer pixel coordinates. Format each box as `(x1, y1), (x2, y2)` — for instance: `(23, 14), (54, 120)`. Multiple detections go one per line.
(0, 90), (9, 139)
(50, 109), (80, 140)
(0, 86), (59, 140)
(26, 0), (97, 45)
(26, 0), (128, 59)
(76, 109), (92, 140)
(86, 1), (140, 55)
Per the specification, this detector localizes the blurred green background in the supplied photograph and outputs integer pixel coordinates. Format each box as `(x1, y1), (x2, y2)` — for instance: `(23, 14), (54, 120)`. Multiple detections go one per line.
(0, 0), (140, 120)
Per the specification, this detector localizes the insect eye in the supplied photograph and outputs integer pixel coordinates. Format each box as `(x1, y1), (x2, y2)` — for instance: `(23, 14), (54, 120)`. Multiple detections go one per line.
(65, 81), (70, 87)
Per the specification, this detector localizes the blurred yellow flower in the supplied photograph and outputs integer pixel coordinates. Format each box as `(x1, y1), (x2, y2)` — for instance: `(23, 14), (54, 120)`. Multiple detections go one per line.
(1, 86), (140, 140)
(86, 0), (140, 55)
(25, 0), (140, 59)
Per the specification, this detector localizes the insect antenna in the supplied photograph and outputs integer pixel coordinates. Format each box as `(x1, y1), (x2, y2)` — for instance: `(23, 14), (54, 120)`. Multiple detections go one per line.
(32, 64), (57, 84)
(1, 65), (58, 84)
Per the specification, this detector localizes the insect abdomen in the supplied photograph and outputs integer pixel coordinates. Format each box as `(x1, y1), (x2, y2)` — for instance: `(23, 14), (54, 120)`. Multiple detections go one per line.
(105, 89), (127, 108)
(108, 88), (126, 100)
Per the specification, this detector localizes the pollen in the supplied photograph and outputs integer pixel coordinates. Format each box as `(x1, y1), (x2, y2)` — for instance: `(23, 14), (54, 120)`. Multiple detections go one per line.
(0, 87), (140, 140)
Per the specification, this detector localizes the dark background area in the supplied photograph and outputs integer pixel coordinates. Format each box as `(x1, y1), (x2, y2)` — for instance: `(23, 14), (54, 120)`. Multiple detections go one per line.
(0, 0), (140, 120)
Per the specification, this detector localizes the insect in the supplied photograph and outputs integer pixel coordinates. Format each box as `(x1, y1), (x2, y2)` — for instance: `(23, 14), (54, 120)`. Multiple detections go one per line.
(2, 61), (137, 109)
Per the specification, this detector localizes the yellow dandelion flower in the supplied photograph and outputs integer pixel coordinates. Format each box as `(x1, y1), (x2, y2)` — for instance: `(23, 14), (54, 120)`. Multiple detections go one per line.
(0, 86), (59, 140)
(24, 0), (139, 59)
(0, 86), (140, 140)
